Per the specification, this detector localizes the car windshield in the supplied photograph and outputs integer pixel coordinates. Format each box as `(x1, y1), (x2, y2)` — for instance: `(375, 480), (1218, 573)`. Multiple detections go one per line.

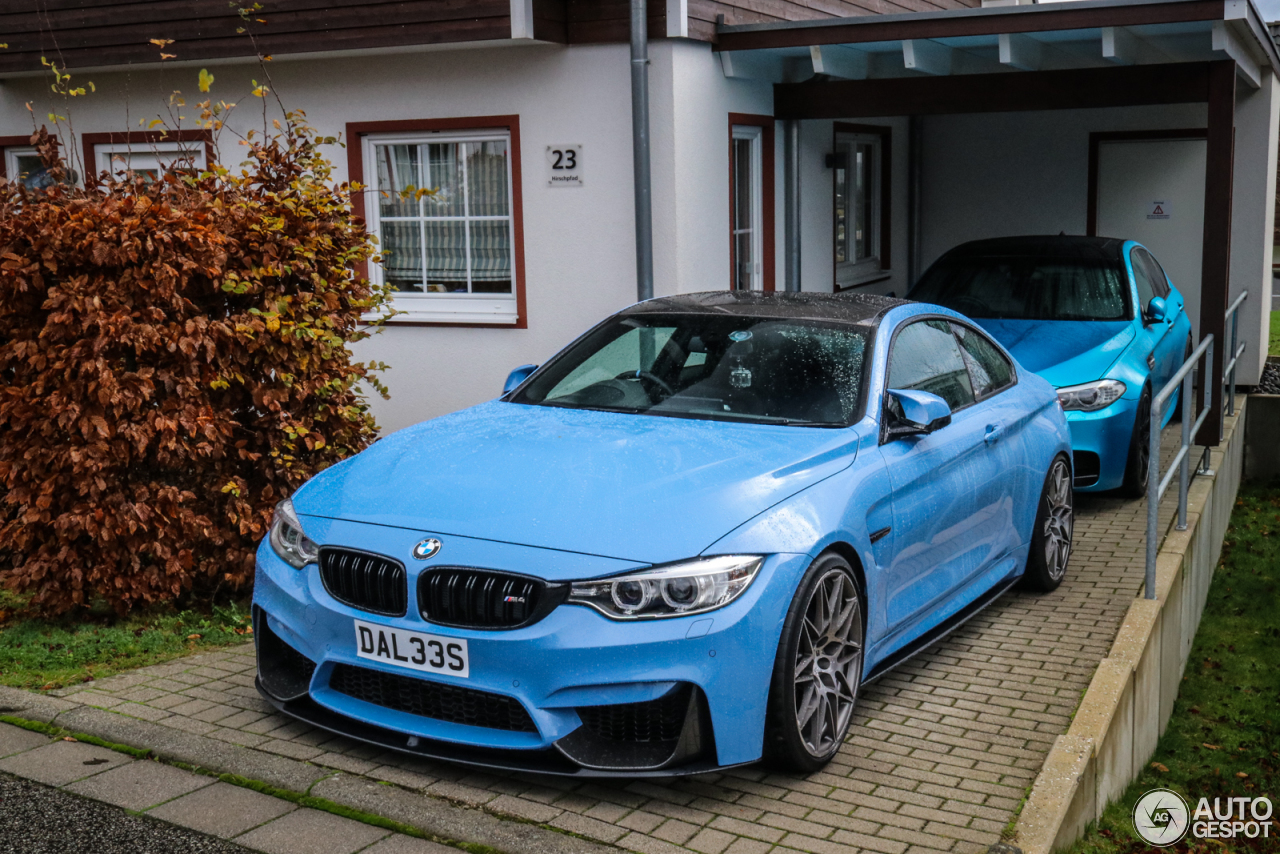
(909, 256), (1131, 321)
(512, 314), (868, 426)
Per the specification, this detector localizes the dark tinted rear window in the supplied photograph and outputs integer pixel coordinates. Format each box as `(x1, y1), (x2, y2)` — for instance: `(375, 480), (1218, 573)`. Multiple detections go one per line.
(910, 256), (1131, 322)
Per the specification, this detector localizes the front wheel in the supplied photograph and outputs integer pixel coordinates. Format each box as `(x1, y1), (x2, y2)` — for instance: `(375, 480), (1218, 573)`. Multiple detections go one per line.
(1120, 387), (1152, 498)
(1021, 455), (1073, 592)
(763, 553), (864, 772)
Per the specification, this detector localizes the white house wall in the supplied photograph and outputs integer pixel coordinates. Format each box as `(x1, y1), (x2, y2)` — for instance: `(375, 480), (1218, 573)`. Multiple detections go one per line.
(1228, 74), (1278, 386)
(0, 43), (764, 432)
(920, 104), (1208, 270)
(648, 40), (774, 297)
(918, 100), (1277, 385)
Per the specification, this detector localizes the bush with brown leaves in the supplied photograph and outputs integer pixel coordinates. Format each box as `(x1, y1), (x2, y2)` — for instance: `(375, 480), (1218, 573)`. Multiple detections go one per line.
(0, 121), (392, 615)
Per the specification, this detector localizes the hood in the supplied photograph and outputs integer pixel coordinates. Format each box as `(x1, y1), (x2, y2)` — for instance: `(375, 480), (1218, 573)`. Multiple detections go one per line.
(292, 401), (861, 565)
(973, 319), (1134, 388)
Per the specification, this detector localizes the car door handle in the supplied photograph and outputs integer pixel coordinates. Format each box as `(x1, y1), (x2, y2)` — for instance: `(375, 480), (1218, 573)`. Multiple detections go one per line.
(984, 422), (1004, 445)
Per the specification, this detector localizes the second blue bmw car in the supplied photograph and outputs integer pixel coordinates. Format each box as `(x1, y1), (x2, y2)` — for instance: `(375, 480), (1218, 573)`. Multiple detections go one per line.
(910, 236), (1193, 494)
(254, 291), (1072, 776)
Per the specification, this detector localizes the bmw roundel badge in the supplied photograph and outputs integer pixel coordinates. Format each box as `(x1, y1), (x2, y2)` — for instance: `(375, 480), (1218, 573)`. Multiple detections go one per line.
(412, 538), (442, 560)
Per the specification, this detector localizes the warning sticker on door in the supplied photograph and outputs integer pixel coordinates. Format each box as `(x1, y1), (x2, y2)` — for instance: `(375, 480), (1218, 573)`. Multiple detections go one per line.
(1147, 200), (1170, 220)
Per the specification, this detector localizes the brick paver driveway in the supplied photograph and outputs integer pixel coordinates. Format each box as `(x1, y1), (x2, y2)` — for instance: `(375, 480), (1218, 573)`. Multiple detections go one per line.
(52, 450), (1184, 854)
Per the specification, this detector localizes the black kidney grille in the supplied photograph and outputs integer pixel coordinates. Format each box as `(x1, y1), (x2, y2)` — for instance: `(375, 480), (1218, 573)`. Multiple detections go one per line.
(319, 548), (407, 617)
(420, 568), (546, 629)
(577, 684), (692, 743)
(329, 663), (537, 733)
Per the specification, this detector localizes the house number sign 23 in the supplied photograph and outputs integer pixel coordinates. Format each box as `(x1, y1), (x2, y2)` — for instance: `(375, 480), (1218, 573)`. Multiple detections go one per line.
(547, 144), (583, 186)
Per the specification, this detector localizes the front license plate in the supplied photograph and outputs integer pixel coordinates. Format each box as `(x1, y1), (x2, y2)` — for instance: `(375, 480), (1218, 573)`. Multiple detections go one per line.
(353, 620), (469, 678)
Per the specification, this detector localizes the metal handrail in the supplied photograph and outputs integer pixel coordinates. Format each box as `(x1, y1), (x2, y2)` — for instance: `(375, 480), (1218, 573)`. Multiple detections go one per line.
(1143, 290), (1248, 600)
(1145, 335), (1212, 599)
(1223, 290), (1249, 418)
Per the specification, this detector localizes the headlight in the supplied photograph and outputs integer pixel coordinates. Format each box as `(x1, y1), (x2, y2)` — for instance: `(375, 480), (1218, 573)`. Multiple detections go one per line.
(567, 555), (764, 620)
(1056, 379), (1126, 412)
(268, 498), (319, 569)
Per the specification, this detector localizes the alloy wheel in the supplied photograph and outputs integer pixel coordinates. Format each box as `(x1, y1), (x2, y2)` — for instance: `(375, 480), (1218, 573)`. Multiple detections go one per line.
(1043, 458), (1073, 581)
(793, 570), (862, 757)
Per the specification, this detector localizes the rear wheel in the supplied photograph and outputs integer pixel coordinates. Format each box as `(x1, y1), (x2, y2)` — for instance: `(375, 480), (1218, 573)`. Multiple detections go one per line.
(763, 553), (864, 772)
(1120, 387), (1152, 497)
(1021, 455), (1073, 592)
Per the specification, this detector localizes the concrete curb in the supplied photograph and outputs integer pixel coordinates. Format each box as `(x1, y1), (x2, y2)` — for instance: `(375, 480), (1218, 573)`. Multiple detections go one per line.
(0, 692), (616, 854)
(1012, 399), (1248, 854)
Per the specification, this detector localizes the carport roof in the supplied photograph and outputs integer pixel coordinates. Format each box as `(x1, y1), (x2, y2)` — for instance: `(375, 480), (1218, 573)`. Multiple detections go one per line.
(714, 0), (1278, 90)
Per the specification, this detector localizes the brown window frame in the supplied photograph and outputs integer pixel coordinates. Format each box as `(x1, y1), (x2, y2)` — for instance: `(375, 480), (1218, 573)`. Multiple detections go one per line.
(0, 135), (33, 180)
(832, 122), (891, 291)
(347, 116), (527, 330)
(81, 129), (214, 182)
(727, 113), (775, 292)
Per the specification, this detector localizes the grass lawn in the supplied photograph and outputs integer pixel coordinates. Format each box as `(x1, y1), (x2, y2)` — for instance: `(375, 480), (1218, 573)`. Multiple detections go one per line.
(1270, 311), (1280, 357)
(1063, 481), (1280, 853)
(0, 592), (253, 691)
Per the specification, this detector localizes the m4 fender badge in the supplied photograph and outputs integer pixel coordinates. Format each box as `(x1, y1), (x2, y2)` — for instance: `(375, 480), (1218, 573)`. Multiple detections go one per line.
(412, 538), (442, 560)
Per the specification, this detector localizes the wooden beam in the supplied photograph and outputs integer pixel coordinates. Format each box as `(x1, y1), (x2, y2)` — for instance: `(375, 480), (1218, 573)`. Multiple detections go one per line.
(1101, 26), (1175, 65)
(903, 39), (953, 75)
(774, 62), (1212, 120)
(810, 44), (868, 80)
(999, 33), (1042, 70)
(1196, 59), (1236, 448)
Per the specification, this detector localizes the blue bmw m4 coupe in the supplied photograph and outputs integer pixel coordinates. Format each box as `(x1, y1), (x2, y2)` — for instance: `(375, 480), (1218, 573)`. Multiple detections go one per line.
(253, 291), (1073, 776)
(910, 236), (1193, 495)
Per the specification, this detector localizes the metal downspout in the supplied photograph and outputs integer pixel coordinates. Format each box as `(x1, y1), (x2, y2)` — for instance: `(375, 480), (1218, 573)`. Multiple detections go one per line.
(631, 0), (654, 303)
(784, 119), (801, 292)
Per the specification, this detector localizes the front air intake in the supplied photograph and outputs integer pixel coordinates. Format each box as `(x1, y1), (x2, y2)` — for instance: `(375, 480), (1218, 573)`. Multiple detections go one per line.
(419, 568), (566, 630)
(319, 547), (408, 617)
(328, 663), (538, 733)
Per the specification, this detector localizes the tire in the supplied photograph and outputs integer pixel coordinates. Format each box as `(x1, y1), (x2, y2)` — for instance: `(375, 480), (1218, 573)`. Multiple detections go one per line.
(1120, 386), (1152, 498)
(1021, 454), (1074, 592)
(763, 553), (864, 773)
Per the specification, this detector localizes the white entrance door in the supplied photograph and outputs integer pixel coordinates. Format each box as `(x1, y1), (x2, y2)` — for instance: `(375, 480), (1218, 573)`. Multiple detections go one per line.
(1095, 138), (1207, 338)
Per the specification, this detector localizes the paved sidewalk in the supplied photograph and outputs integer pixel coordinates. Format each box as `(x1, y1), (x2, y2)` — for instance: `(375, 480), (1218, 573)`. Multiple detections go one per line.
(0, 723), (447, 854)
(3, 436), (1189, 854)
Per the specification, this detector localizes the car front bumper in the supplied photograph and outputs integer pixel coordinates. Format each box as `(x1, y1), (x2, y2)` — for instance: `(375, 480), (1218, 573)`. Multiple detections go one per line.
(1064, 396), (1141, 491)
(251, 524), (810, 777)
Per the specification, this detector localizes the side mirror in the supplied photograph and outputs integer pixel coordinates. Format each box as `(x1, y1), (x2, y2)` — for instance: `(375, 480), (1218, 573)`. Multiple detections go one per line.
(1146, 296), (1167, 324)
(503, 364), (538, 394)
(885, 388), (952, 438)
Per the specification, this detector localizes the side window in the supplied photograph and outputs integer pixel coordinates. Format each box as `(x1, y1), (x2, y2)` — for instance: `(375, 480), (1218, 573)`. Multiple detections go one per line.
(1136, 248), (1171, 298)
(887, 319), (975, 412)
(951, 323), (1014, 399)
(1130, 247), (1157, 313)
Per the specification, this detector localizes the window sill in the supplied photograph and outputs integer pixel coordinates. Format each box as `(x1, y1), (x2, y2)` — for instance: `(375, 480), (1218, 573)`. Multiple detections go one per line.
(365, 311), (521, 327)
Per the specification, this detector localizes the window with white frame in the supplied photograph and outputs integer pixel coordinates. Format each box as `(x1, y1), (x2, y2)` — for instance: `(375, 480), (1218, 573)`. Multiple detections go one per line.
(731, 125), (764, 292)
(95, 140), (207, 181)
(833, 130), (884, 288)
(364, 130), (517, 324)
(4, 146), (66, 190)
